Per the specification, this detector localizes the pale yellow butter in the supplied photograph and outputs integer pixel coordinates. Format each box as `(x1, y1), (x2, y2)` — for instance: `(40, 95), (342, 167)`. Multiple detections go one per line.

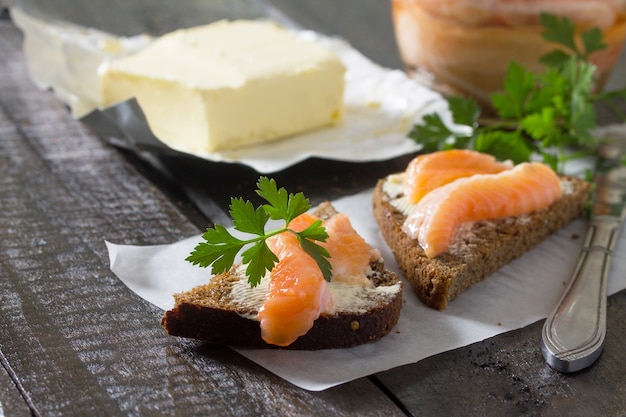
(98, 20), (346, 153)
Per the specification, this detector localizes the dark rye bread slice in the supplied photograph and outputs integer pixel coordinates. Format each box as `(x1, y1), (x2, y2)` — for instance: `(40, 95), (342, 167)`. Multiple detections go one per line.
(372, 176), (590, 310)
(161, 202), (403, 350)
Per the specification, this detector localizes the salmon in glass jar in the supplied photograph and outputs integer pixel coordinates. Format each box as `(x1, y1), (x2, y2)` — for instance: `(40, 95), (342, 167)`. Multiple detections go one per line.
(392, 0), (626, 106)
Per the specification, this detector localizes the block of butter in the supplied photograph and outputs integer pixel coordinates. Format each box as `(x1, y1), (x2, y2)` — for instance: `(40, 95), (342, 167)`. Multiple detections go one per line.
(98, 20), (346, 153)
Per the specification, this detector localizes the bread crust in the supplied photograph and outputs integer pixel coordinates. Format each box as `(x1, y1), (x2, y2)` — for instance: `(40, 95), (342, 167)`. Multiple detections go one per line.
(372, 176), (590, 310)
(161, 202), (403, 350)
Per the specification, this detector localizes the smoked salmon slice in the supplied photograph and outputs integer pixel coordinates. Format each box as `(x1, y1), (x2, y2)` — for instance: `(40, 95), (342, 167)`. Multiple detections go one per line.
(323, 213), (380, 285)
(403, 149), (513, 204)
(260, 213), (334, 347)
(403, 162), (563, 258)
(259, 211), (377, 346)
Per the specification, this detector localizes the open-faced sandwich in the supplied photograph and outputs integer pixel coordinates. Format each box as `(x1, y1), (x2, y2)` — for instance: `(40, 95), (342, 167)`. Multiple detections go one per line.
(162, 178), (402, 349)
(373, 149), (590, 310)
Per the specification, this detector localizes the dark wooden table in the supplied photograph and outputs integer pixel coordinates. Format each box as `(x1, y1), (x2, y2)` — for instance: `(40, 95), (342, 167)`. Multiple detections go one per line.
(2, 1), (626, 416)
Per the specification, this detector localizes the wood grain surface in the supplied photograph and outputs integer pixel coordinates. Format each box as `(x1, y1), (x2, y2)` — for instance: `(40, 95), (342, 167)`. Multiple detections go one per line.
(2, 0), (626, 416)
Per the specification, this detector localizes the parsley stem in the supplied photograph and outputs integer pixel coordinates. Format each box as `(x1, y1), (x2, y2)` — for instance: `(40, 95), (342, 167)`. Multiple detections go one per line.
(237, 226), (314, 247)
(561, 149), (596, 161)
(233, 227), (289, 248)
(478, 119), (519, 131)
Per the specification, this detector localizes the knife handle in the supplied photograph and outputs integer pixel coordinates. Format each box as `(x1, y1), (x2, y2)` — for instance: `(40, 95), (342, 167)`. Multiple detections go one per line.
(541, 218), (618, 373)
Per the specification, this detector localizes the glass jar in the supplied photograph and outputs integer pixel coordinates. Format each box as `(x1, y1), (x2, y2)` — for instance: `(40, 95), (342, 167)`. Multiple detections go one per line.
(392, 0), (626, 106)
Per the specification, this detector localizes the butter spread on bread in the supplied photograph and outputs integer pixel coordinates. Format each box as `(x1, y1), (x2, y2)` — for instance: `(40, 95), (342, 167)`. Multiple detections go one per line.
(99, 20), (345, 153)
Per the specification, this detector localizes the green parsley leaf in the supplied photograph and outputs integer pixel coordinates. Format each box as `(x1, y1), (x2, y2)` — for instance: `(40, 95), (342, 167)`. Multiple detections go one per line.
(298, 219), (331, 243)
(519, 107), (560, 146)
(186, 225), (245, 274)
(407, 13), (625, 173)
(540, 12), (607, 60)
(240, 241), (277, 287)
(448, 96), (480, 126)
(186, 177), (331, 287)
(408, 113), (456, 153)
(256, 177), (310, 223)
(491, 61), (536, 119)
(298, 234), (332, 282)
(539, 49), (572, 69)
(230, 197), (269, 236)
(580, 27), (607, 57)
(540, 13), (579, 55)
(474, 130), (533, 164)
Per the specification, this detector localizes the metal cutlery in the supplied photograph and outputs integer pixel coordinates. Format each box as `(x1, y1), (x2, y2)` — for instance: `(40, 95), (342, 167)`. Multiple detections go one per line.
(542, 139), (626, 373)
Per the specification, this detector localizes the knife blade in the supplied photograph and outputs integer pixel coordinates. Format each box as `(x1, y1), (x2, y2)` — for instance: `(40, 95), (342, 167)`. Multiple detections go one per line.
(542, 138), (626, 373)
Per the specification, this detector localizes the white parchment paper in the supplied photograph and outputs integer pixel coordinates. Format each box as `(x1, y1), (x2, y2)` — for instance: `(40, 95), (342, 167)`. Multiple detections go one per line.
(106, 188), (626, 391)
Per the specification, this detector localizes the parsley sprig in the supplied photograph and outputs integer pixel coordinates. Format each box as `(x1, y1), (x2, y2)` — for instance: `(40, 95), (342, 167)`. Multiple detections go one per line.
(186, 177), (332, 287)
(409, 13), (626, 173)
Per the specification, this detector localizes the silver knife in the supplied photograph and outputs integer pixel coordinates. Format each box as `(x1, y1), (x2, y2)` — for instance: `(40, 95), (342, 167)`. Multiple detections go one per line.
(542, 138), (626, 373)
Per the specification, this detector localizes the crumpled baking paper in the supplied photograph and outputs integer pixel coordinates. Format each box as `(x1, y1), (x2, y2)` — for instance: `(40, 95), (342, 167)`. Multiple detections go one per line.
(106, 188), (626, 391)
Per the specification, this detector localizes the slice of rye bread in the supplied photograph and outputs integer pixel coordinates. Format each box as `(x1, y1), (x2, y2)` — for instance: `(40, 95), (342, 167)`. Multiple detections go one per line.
(161, 202), (403, 350)
(372, 175), (590, 310)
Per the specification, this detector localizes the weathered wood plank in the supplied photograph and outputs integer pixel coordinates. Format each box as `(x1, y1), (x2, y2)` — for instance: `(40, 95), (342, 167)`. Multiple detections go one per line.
(0, 17), (405, 417)
(0, 356), (31, 417)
